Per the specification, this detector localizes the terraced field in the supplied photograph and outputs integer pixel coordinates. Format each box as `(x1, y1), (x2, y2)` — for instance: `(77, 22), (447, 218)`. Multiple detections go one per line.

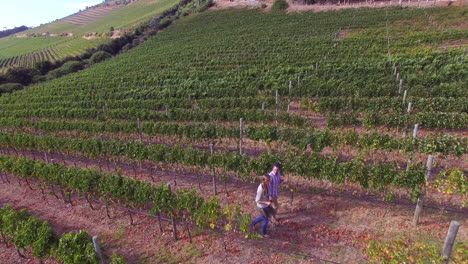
(26, 0), (180, 35)
(0, 36), (109, 69)
(0, 0), (179, 70)
(0, 5), (467, 264)
(61, 5), (122, 25)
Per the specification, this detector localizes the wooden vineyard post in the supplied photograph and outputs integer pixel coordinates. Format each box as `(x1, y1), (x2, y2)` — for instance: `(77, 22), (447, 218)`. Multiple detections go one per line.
(396, 72), (400, 81)
(102, 104), (107, 120)
(92, 236), (104, 264)
(412, 124), (419, 141)
(165, 104), (168, 117)
(261, 102), (265, 111)
(462, 48), (466, 60)
(167, 183), (178, 241)
(297, 76), (300, 89)
(275, 89), (279, 127)
(398, 79), (403, 94)
(402, 90), (408, 105)
(412, 155), (434, 226)
(210, 144), (217, 196)
(137, 118), (143, 142)
(239, 118), (244, 155)
(402, 102), (412, 138)
(442, 221), (461, 263)
(288, 80), (292, 113)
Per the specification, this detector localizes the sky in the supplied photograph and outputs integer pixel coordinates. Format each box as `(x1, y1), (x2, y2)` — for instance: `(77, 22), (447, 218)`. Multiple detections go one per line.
(0, 0), (101, 30)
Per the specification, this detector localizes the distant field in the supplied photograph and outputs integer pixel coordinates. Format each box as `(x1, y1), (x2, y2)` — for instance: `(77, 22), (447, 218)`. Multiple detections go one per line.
(0, 37), (110, 69)
(0, 0), (179, 69)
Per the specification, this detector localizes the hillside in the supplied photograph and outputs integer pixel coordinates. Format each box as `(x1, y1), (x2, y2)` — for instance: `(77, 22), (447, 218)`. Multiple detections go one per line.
(0, 4), (467, 264)
(0, 25), (29, 38)
(26, 0), (179, 35)
(0, 0), (179, 71)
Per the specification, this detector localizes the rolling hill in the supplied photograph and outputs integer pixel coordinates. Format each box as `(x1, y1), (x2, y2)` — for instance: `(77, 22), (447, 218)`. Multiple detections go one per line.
(0, 0), (179, 71)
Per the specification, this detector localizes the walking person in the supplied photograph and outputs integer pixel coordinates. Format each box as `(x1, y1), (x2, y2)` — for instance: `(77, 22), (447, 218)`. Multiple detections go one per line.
(251, 174), (276, 238)
(269, 163), (282, 224)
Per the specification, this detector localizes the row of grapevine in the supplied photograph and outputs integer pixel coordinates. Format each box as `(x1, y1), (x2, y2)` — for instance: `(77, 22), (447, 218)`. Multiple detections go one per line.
(0, 155), (252, 237)
(327, 110), (467, 129)
(0, 205), (99, 264)
(0, 96), (282, 111)
(0, 117), (465, 156)
(302, 96), (467, 113)
(0, 131), (430, 196)
(0, 107), (308, 126)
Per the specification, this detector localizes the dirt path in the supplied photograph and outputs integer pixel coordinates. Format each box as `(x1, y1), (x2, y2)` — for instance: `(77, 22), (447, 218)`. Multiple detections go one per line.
(212, 0), (460, 12)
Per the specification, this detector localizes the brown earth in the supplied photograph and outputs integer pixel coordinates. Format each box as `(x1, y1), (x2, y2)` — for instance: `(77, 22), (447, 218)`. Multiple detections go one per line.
(212, 0), (461, 12)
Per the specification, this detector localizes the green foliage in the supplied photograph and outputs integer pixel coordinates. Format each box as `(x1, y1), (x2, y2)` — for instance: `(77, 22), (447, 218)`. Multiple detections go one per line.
(3, 67), (38, 85)
(111, 252), (127, 264)
(90, 51), (113, 64)
(0, 132), (433, 195)
(367, 239), (468, 264)
(0, 205), (56, 258)
(0, 83), (23, 94)
(55, 230), (99, 264)
(432, 169), (468, 208)
(271, 0), (289, 12)
(34, 60), (53, 75)
(159, 17), (173, 29)
(47, 61), (83, 79)
(0, 155), (248, 234)
(0, 205), (99, 262)
(367, 239), (444, 264)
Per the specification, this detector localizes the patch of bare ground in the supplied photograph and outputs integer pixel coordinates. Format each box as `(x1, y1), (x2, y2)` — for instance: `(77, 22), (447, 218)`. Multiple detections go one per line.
(333, 29), (350, 40)
(212, 0), (458, 12)
(211, 0), (267, 10)
(111, 30), (123, 39)
(439, 39), (468, 50)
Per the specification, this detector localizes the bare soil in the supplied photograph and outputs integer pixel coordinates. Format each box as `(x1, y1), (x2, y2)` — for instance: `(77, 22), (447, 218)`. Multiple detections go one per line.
(212, 0), (460, 12)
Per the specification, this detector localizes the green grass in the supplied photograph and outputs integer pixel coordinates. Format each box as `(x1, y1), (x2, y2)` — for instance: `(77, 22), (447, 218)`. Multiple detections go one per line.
(0, 37), (70, 59)
(0, 37), (110, 69)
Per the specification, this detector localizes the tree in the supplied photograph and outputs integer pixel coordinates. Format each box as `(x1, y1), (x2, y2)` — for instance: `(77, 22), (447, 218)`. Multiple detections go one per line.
(34, 61), (53, 75)
(4, 67), (38, 85)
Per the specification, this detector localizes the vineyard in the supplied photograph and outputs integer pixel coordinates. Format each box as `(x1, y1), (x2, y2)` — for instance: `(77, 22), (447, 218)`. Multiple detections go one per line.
(0, 3), (467, 264)
(0, 36), (109, 69)
(25, 0), (180, 35)
(0, 0), (180, 71)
